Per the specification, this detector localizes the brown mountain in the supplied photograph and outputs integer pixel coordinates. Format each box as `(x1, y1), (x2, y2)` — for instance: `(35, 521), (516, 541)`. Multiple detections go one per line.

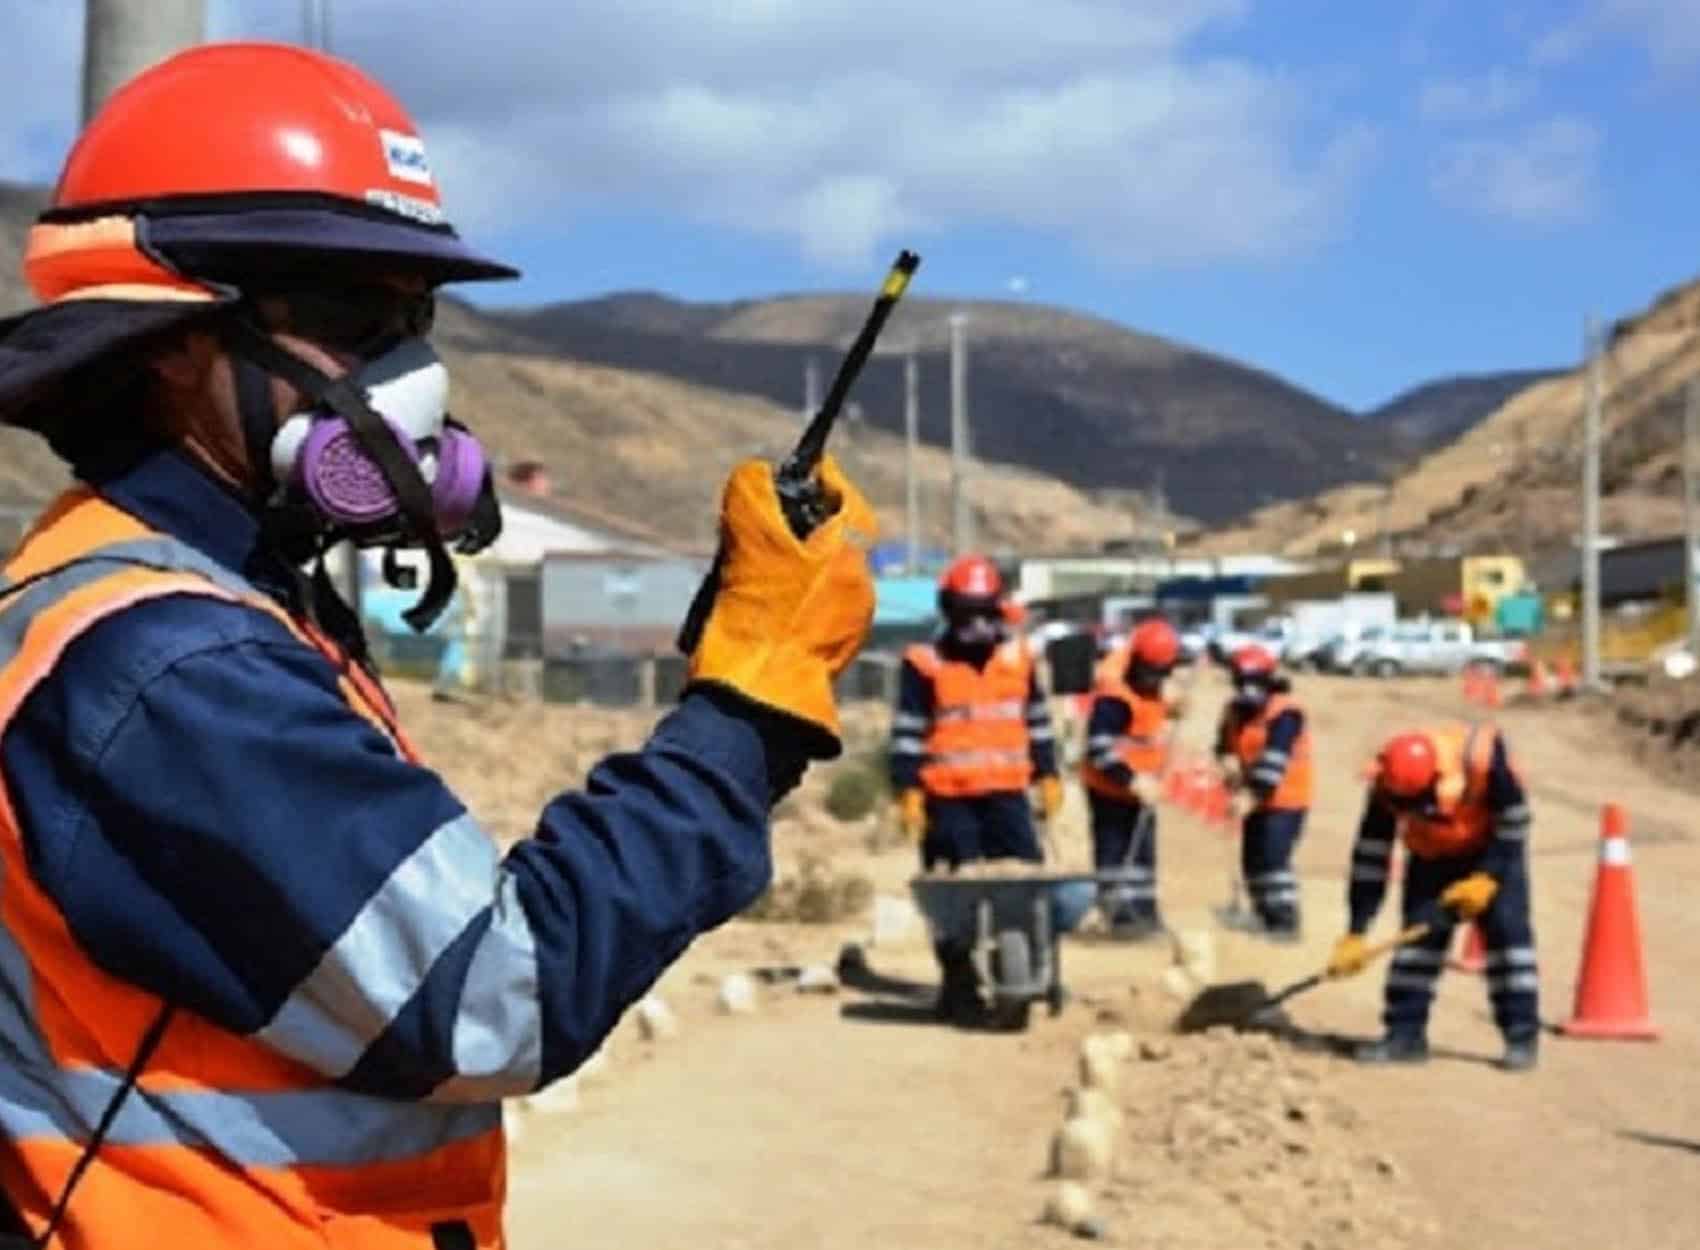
(486, 292), (1404, 526)
(0, 186), (1132, 553)
(1197, 276), (1700, 561)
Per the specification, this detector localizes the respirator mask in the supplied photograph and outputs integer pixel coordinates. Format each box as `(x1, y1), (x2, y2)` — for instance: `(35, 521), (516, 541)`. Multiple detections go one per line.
(220, 287), (502, 633)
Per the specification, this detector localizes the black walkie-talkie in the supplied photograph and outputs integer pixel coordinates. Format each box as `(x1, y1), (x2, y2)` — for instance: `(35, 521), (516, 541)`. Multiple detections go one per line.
(677, 250), (921, 655)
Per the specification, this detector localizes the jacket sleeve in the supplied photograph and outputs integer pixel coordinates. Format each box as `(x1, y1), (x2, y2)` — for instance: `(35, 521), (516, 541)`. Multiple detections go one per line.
(1084, 694), (1133, 787)
(1479, 734), (1531, 879)
(1025, 666), (1057, 779)
(1246, 708), (1302, 800)
(1347, 789), (1397, 934)
(1, 595), (795, 1103)
(888, 656), (932, 791)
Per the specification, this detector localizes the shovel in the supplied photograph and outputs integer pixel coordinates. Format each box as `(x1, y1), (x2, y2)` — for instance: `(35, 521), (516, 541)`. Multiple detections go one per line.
(1173, 920), (1433, 1034)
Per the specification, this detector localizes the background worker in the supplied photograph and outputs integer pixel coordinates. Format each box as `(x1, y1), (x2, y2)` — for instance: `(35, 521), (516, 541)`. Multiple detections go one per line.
(889, 555), (1061, 1021)
(1215, 644), (1311, 941)
(1080, 617), (1182, 940)
(1328, 724), (1540, 1072)
(0, 42), (876, 1247)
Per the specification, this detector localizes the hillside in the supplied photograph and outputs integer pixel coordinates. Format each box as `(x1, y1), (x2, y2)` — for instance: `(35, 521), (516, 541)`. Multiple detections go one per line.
(487, 292), (1403, 525)
(0, 187), (1131, 552)
(1361, 368), (1561, 450)
(1196, 277), (1700, 560)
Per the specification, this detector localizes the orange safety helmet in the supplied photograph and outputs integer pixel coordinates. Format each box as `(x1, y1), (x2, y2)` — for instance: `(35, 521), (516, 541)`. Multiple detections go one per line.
(937, 554), (1003, 614)
(1129, 617), (1180, 672)
(1376, 731), (1439, 798)
(1229, 644), (1278, 680)
(2, 42), (515, 432)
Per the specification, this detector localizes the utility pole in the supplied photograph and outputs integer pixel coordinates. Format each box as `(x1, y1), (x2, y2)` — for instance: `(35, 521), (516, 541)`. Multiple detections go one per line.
(82, 0), (206, 124)
(904, 348), (921, 574)
(1686, 379), (1700, 654)
(949, 312), (974, 555)
(1581, 313), (1603, 691)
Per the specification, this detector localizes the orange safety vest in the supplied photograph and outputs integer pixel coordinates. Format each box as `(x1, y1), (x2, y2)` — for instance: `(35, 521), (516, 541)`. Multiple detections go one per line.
(1079, 646), (1169, 801)
(1395, 722), (1499, 860)
(1222, 694), (1313, 812)
(906, 640), (1035, 797)
(0, 489), (505, 1248)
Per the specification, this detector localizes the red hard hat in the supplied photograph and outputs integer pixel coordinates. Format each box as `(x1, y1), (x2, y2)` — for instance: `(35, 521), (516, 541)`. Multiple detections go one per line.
(1001, 598), (1028, 626)
(27, 41), (515, 304)
(1230, 644), (1278, 679)
(939, 555), (1002, 600)
(1131, 618), (1180, 670)
(1377, 731), (1439, 798)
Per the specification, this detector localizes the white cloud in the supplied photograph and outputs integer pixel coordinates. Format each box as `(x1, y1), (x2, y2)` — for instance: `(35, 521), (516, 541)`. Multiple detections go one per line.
(1430, 116), (1601, 226)
(1532, 0), (1700, 71)
(1416, 69), (1535, 122)
(0, 1), (1377, 274)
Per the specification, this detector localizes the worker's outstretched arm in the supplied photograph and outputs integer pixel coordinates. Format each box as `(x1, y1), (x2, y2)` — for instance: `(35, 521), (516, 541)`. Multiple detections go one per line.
(1245, 708), (1303, 801)
(889, 656), (933, 791)
(1347, 791), (1397, 934)
(1025, 666), (1057, 778)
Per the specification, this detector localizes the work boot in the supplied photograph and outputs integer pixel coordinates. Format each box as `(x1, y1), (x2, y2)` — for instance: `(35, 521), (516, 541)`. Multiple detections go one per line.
(1499, 1037), (1539, 1072)
(1108, 913), (1164, 943)
(1354, 1034), (1430, 1065)
(1260, 912), (1303, 944)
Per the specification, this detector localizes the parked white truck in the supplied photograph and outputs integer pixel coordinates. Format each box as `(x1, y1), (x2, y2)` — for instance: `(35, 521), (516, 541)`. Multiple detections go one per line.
(1350, 618), (1527, 677)
(1212, 595), (1397, 671)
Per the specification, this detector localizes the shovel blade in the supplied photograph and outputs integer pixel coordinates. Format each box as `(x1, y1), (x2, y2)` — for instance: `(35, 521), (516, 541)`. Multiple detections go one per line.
(1173, 980), (1273, 1033)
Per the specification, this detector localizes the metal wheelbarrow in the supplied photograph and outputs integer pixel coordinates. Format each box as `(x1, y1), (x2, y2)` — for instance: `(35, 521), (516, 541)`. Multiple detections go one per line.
(909, 871), (1101, 1031)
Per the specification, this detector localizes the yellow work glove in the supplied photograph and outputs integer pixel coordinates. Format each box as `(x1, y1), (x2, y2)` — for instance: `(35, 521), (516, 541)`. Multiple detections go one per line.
(684, 455), (877, 758)
(1326, 933), (1369, 978)
(1038, 775), (1065, 822)
(898, 788), (927, 843)
(1441, 872), (1499, 920)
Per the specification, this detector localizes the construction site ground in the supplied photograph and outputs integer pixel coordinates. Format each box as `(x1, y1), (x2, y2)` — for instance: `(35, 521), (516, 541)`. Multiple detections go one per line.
(404, 668), (1700, 1248)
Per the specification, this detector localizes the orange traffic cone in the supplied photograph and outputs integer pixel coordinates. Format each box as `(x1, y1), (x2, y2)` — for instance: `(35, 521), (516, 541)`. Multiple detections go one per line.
(1484, 673), (1502, 708)
(1561, 804), (1659, 1040)
(1555, 658), (1578, 696)
(1527, 660), (1550, 699)
(1462, 668), (1480, 704)
(1205, 780), (1230, 826)
(1448, 921), (1487, 973)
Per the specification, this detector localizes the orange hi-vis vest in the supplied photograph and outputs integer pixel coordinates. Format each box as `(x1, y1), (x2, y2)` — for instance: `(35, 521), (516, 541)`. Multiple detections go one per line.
(0, 489), (505, 1249)
(1224, 694), (1313, 812)
(1395, 722), (1499, 860)
(905, 639), (1035, 797)
(1080, 646), (1169, 801)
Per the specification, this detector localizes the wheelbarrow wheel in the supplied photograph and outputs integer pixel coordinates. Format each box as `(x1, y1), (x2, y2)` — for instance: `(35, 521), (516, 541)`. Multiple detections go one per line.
(990, 931), (1034, 1032)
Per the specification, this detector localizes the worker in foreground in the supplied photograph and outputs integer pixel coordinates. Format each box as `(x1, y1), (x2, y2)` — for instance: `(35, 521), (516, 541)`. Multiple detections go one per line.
(0, 43), (875, 1248)
(889, 555), (1061, 1022)
(1214, 645), (1311, 941)
(1328, 724), (1539, 1071)
(1080, 617), (1182, 940)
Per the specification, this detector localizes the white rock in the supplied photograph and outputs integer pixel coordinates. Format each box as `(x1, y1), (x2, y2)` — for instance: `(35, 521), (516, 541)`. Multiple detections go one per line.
(1159, 965), (1198, 1000)
(796, 964), (839, 994)
(1065, 1086), (1123, 1132)
(1079, 1046), (1122, 1096)
(871, 895), (921, 946)
(717, 972), (759, 1015)
(1043, 1181), (1095, 1230)
(1052, 1115), (1116, 1181)
(1174, 929), (1217, 983)
(1101, 1030), (1135, 1061)
(636, 995), (679, 1041)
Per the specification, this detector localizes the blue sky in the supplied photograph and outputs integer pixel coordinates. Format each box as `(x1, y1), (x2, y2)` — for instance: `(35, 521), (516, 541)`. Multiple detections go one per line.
(2, 1), (1696, 411)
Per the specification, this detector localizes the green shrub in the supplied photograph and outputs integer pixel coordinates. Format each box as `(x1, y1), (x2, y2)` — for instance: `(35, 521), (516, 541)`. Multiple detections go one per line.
(825, 767), (883, 823)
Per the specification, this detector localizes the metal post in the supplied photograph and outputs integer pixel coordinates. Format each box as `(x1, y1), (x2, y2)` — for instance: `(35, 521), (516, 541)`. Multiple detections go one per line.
(1686, 379), (1700, 653)
(904, 350), (921, 573)
(83, 0), (206, 124)
(1581, 314), (1602, 690)
(949, 312), (973, 555)
(803, 357), (821, 422)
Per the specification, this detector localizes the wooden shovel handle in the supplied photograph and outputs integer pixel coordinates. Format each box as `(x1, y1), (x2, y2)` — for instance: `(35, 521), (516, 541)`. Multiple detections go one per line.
(1352, 921), (1432, 969)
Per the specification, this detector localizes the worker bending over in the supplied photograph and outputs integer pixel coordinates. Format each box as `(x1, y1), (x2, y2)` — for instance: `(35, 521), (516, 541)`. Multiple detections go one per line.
(1329, 724), (1539, 1071)
(889, 556), (1060, 1021)
(1080, 618), (1182, 940)
(1215, 645), (1311, 941)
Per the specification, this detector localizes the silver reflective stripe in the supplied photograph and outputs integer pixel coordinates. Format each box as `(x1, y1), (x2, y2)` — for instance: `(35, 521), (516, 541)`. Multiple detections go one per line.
(432, 871), (543, 1102)
(1490, 972), (1540, 994)
(1087, 735), (1116, 751)
(890, 736), (925, 755)
(0, 814), (497, 1166)
(929, 748), (1029, 769)
(1350, 866), (1388, 883)
(257, 813), (500, 1078)
(935, 700), (1024, 723)
(891, 713), (928, 732)
(1385, 972), (1439, 993)
(1356, 836), (1394, 855)
(1248, 870), (1294, 888)
(1486, 947), (1537, 968)
(1259, 749), (1289, 766)
(1028, 726), (1054, 743)
(0, 536), (262, 669)
(1391, 947), (1445, 968)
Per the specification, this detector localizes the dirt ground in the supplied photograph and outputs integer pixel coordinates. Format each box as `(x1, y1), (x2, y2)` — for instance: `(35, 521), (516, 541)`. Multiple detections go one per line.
(404, 667), (1700, 1248)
